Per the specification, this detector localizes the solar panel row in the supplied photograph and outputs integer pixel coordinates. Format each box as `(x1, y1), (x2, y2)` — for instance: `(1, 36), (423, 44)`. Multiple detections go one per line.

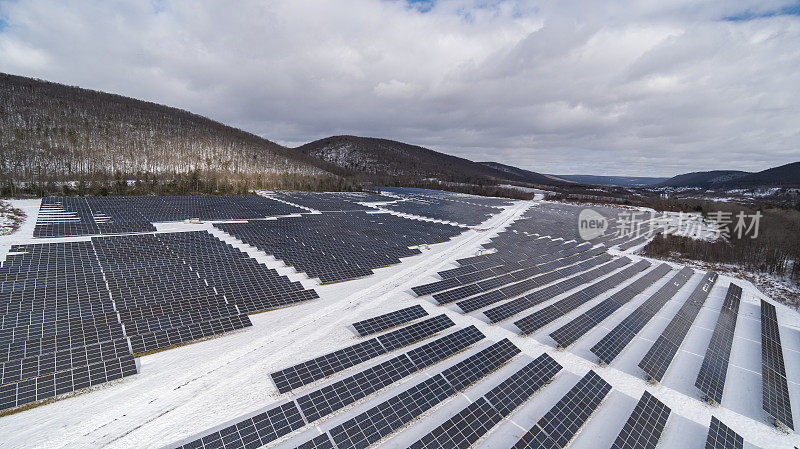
(0, 355), (137, 411)
(351, 305), (428, 336)
(705, 416), (744, 449)
(271, 315), (455, 394)
(638, 271), (718, 382)
(610, 391), (671, 449)
(176, 401), (306, 449)
(550, 263), (673, 348)
(760, 300), (794, 430)
(512, 370), (612, 449)
(695, 283), (742, 404)
(591, 266), (695, 365)
(515, 259), (651, 335)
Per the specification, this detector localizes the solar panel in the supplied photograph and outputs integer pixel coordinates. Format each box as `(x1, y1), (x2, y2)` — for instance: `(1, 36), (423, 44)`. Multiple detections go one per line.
(351, 305), (428, 336)
(695, 283), (742, 404)
(271, 315), (453, 394)
(271, 338), (387, 394)
(409, 397), (503, 449)
(512, 370), (612, 449)
(296, 354), (417, 422)
(441, 338), (521, 391)
(0, 355), (137, 411)
(515, 259), (650, 335)
(175, 401), (306, 449)
(294, 433), (335, 449)
(376, 314), (455, 351)
(406, 325), (486, 369)
(550, 263), (672, 348)
(638, 271), (718, 382)
(591, 266), (695, 365)
(705, 416), (744, 449)
(484, 352), (562, 416)
(329, 374), (456, 449)
(610, 391), (671, 449)
(760, 300), (794, 430)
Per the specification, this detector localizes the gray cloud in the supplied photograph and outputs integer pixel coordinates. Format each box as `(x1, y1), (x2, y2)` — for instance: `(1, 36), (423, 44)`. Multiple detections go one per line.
(1, 0), (798, 176)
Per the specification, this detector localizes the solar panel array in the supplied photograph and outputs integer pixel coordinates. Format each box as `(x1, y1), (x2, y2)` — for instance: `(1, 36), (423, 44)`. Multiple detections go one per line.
(381, 198), (500, 226)
(514, 259), (651, 335)
(217, 211), (463, 283)
(93, 233), (258, 354)
(0, 241), (137, 411)
(512, 370), (612, 449)
(760, 300), (794, 430)
(380, 187), (515, 208)
(0, 226), (316, 406)
(270, 314), (455, 393)
(550, 263), (673, 348)
(610, 391), (671, 449)
(153, 231), (318, 314)
(267, 191), (386, 212)
(351, 305), (428, 336)
(695, 283), (742, 404)
(705, 416), (744, 449)
(638, 271), (719, 382)
(591, 267), (695, 365)
(33, 196), (305, 238)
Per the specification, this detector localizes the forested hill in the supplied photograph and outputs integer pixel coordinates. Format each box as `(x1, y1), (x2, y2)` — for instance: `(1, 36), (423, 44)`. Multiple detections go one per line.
(0, 73), (328, 186)
(0, 73), (568, 195)
(296, 136), (562, 185)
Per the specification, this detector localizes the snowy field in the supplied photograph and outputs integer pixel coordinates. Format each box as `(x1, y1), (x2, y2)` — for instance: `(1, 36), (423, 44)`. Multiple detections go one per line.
(0, 195), (798, 449)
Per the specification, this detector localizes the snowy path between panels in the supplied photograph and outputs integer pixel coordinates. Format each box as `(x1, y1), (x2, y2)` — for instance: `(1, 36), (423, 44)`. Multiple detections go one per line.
(0, 198), (798, 448)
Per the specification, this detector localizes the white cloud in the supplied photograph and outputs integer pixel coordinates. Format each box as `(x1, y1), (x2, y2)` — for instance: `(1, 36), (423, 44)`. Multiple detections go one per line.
(0, 0), (798, 176)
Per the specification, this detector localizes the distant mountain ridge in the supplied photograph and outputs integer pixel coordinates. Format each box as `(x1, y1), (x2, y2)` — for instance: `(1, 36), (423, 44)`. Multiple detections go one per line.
(552, 174), (668, 187)
(656, 162), (800, 188)
(478, 162), (570, 185)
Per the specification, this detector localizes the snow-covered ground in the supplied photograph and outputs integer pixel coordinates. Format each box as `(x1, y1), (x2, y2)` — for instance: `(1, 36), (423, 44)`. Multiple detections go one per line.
(0, 197), (798, 448)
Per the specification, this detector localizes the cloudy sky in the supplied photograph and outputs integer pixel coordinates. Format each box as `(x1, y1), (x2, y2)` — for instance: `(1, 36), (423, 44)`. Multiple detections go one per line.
(1, 0), (799, 177)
